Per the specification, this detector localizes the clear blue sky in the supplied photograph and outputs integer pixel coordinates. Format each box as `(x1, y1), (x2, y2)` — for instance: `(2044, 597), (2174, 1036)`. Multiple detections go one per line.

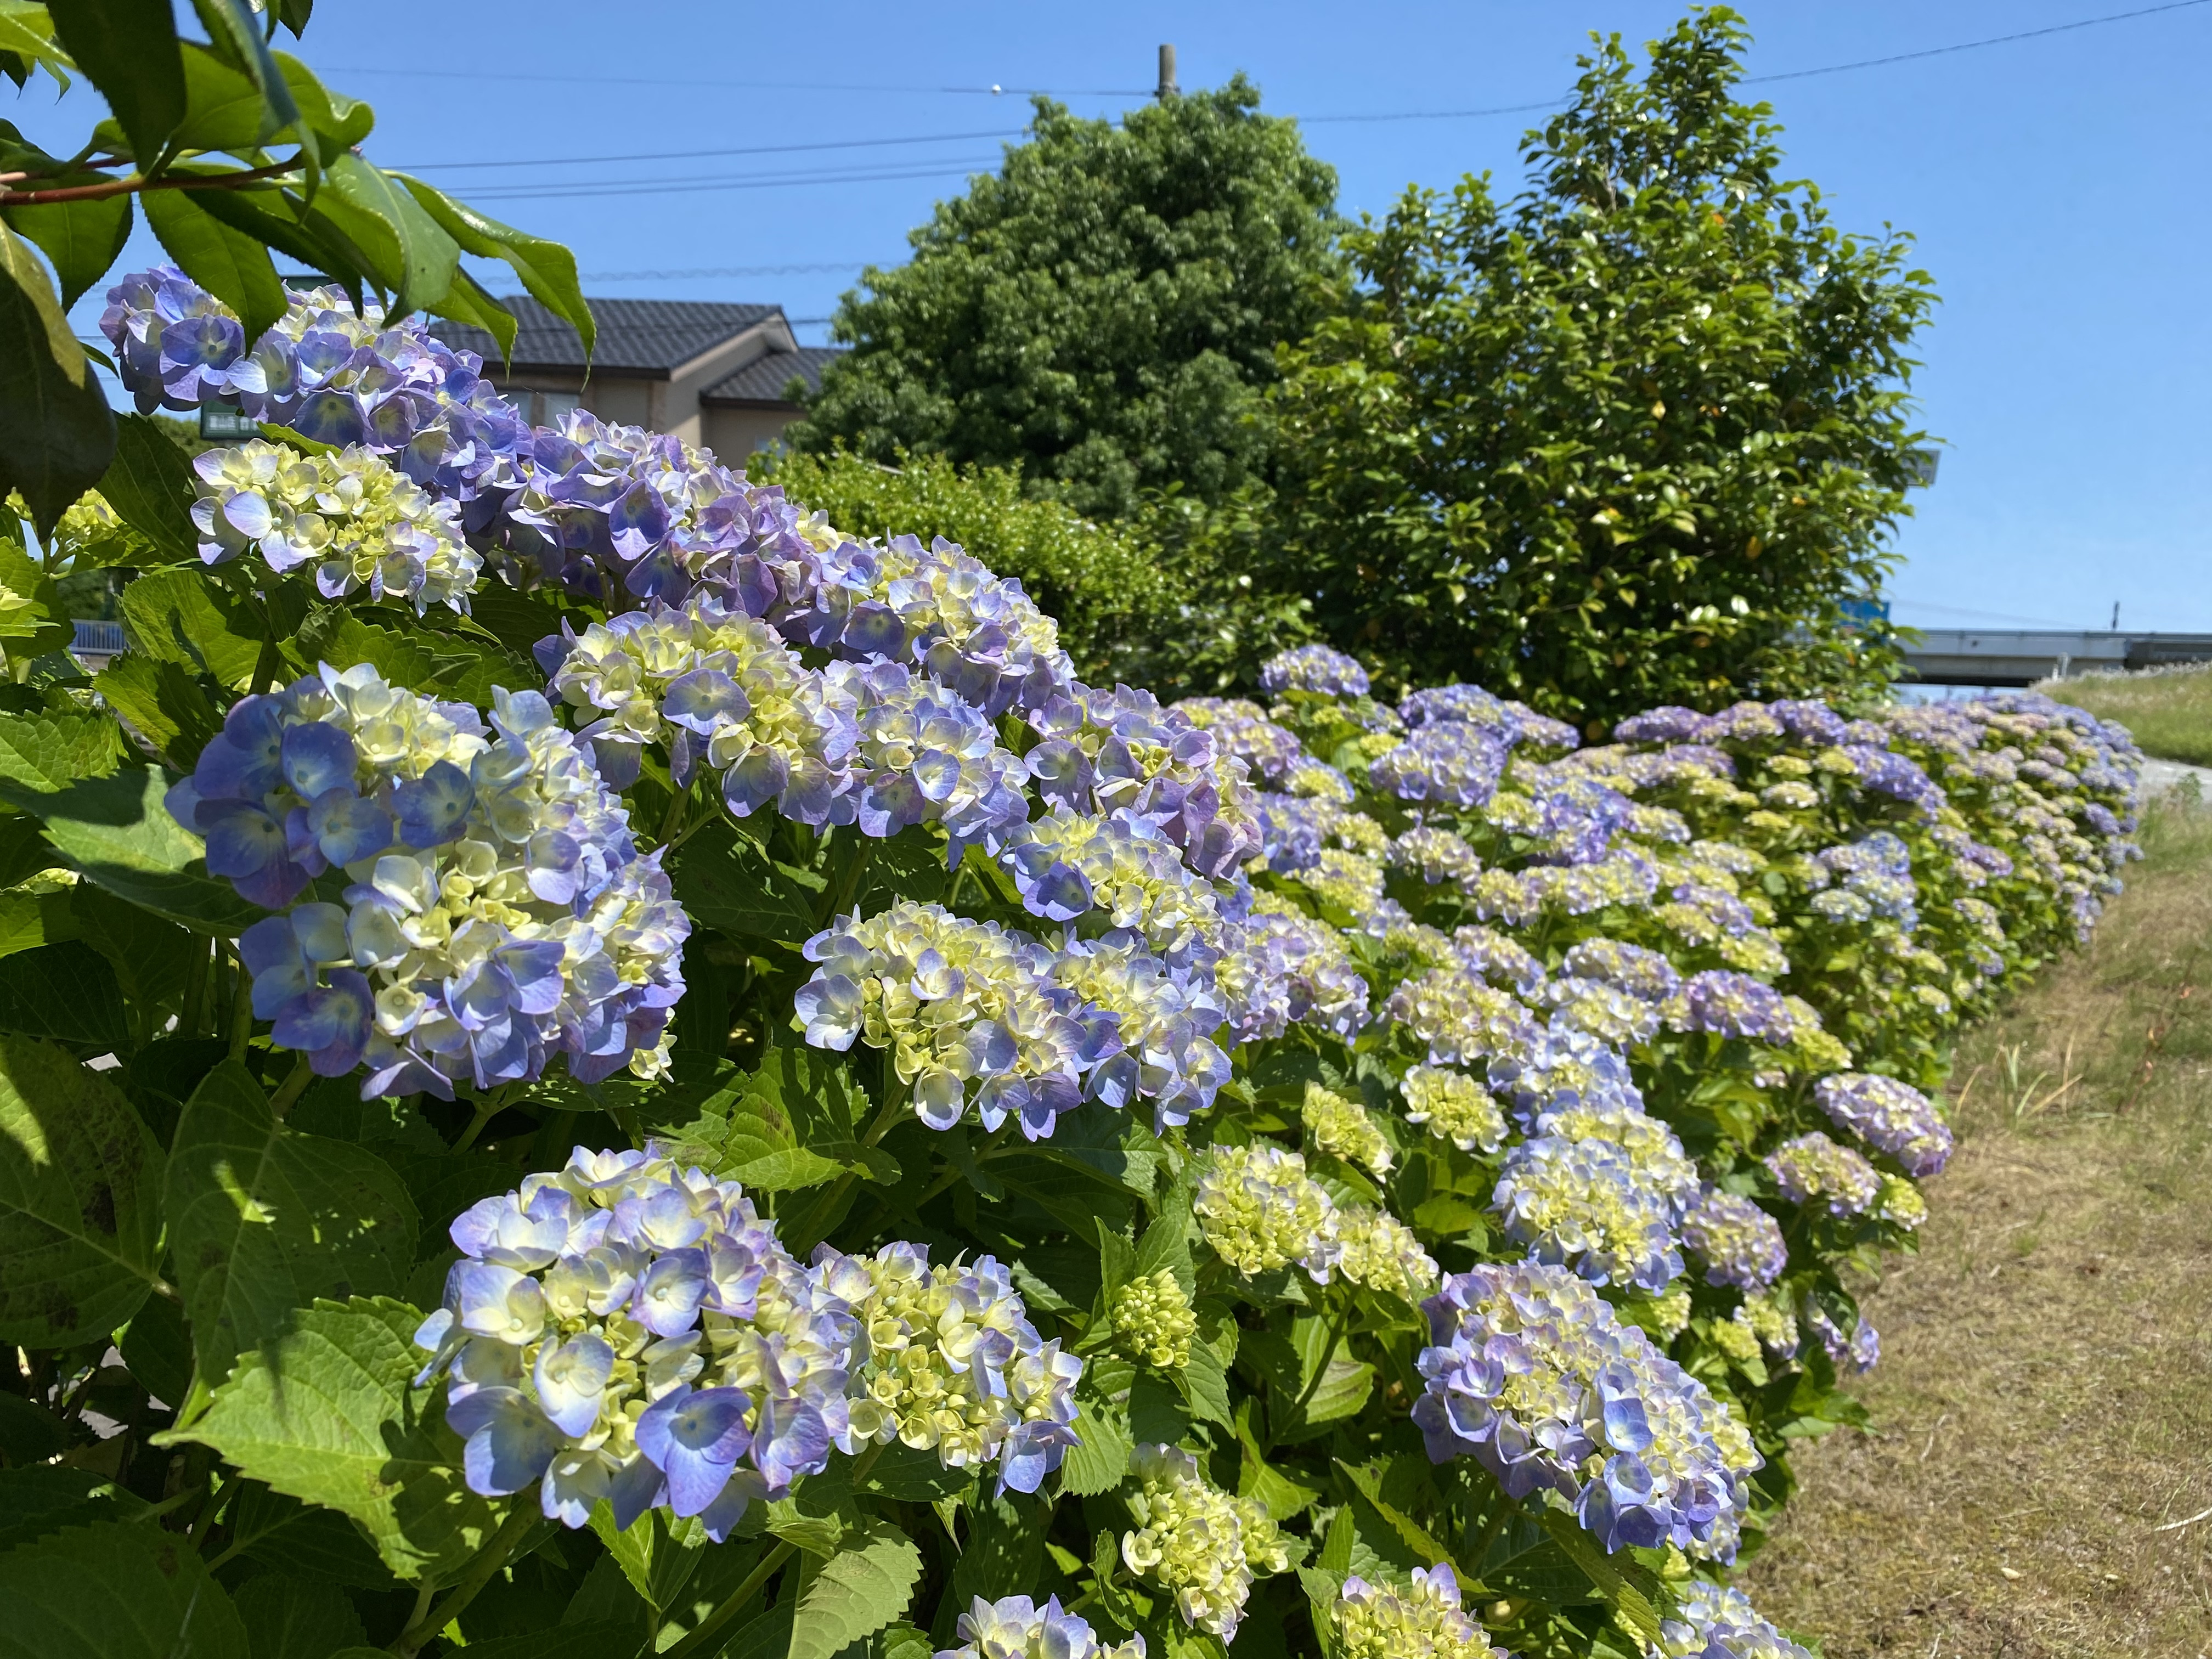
(22, 1), (2211, 633)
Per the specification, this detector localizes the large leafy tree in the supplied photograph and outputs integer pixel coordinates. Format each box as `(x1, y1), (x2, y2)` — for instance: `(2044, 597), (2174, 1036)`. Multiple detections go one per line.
(1266, 7), (1935, 722)
(788, 78), (1346, 519)
(0, 0), (591, 537)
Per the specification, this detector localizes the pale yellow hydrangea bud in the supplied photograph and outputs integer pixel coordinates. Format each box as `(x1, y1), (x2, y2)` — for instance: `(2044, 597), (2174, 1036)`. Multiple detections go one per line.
(1111, 1268), (1197, 1370)
(1303, 1081), (1393, 1176)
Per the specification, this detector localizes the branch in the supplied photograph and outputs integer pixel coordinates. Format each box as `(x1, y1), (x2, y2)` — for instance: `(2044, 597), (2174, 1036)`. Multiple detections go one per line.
(0, 158), (301, 207)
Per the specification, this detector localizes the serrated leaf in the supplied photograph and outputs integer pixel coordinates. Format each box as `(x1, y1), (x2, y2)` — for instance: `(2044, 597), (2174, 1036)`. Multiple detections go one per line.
(1174, 1339), (1233, 1427)
(1336, 1458), (1454, 1565)
(120, 1284), (194, 1406)
(430, 267), (517, 365)
(25, 765), (266, 932)
(669, 820), (823, 944)
(0, 537), (70, 652)
(0, 1034), (163, 1345)
(1057, 1392), (1133, 1497)
(0, 1465), (147, 1550)
(97, 411), (200, 558)
(1, 191), (133, 309)
(586, 1503), (704, 1615)
(121, 567), (270, 689)
(142, 189), (287, 346)
(0, 939), (127, 1046)
(159, 1296), (500, 1585)
(856, 1440), (979, 1504)
(166, 1059), (418, 1386)
(95, 654), (223, 766)
(0, 223), (115, 538)
(786, 1520), (922, 1659)
(230, 1575), (365, 1659)
(225, 1481), (396, 1589)
(320, 155), (457, 319)
(0, 709), (123, 792)
(173, 39), (283, 154)
(0, 880), (77, 960)
(398, 178), (594, 359)
(1537, 1510), (1664, 1644)
(45, 0), (185, 165)
(0, 1520), (246, 1658)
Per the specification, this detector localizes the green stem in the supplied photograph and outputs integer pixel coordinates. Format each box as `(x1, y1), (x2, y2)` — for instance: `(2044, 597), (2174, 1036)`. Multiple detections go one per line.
(662, 1539), (795, 1659)
(268, 1054), (314, 1120)
(452, 1084), (518, 1153)
(227, 951), (253, 1060)
(180, 937), (210, 1039)
(390, 1505), (540, 1657)
(657, 786), (689, 847)
(187, 1475), (235, 1548)
(1285, 1297), (1353, 1426)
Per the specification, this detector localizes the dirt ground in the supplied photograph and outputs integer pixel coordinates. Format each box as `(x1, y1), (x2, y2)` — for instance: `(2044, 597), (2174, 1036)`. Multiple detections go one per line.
(1738, 799), (2212, 1658)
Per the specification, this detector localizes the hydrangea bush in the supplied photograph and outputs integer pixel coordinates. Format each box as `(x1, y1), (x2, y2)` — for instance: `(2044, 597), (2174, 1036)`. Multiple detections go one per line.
(0, 269), (2141, 1659)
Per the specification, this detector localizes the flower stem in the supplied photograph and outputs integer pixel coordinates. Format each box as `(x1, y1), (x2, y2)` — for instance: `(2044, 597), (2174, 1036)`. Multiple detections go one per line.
(390, 1504), (541, 1657)
(661, 1539), (795, 1659)
(227, 951), (253, 1060)
(268, 1054), (314, 1120)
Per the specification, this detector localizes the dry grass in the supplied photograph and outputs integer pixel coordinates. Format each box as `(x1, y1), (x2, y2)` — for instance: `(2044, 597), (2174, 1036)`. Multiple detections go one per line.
(2037, 663), (2212, 765)
(1738, 797), (2212, 1657)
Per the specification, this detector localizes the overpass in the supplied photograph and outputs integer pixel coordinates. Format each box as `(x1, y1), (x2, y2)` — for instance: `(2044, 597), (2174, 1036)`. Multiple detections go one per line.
(1898, 629), (2212, 688)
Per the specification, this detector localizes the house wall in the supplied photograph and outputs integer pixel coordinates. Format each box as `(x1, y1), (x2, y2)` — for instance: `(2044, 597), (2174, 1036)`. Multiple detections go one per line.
(703, 406), (802, 461)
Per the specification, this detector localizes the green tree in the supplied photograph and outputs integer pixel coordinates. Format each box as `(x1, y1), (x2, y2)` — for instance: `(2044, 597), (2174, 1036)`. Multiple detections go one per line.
(788, 79), (1346, 520)
(1266, 7), (1935, 722)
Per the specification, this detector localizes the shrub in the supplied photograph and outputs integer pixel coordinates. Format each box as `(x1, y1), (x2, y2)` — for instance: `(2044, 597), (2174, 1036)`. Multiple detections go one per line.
(0, 265), (2138, 1659)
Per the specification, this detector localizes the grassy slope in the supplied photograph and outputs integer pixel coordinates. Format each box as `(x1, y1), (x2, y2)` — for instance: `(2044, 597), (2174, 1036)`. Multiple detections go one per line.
(1737, 796), (2212, 1656)
(2036, 664), (2212, 765)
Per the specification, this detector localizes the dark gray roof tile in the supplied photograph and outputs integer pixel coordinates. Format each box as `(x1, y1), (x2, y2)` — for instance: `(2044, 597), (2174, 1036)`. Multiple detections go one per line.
(701, 345), (847, 407)
(432, 295), (781, 375)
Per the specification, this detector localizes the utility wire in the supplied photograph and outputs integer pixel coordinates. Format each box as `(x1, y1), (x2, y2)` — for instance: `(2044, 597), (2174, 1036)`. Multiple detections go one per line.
(577, 261), (873, 281)
(1894, 600), (2091, 629)
(1743, 0), (2209, 83)
(457, 159), (999, 205)
(329, 64), (1147, 95)
(399, 126), (1025, 174)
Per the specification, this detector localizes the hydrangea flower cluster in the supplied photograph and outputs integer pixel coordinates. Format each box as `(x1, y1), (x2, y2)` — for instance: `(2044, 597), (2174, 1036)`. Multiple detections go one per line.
(1303, 1081), (1395, 1176)
(1047, 931), (1232, 1131)
(1668, 971), (1801, 1045)
(1492, 1135), (1685, 1292)
(1400, 1064), (1509, 1153)
(1487, 1027), (1641, 1125)
(1338, 1204), (1442, 1301)
(1026, 684), (1261, 879)
(828, 1243), (1081, 1487)
(1003, 808), (1221, 960)
(936, 1596), (1146, 1659)
(1649, 1580), (1814, 1659)
(1763, 1132), (1884, 1218)
(846, 662), (1034, 855)
(1178, 697), (1308, 788)
(1542, 974), (1663, 1045)
(1389, 825), (1483, 886)
(1384, 967), (1538, 1067)
(1413, 1263), (1762, 1559)
(191, 441), (479, 613)
(1813, 1073), (1953, 1176)
(1369, 723), (1509, 809)
(1120, 1444), (1290, 1640)
(1215, 905), (1371, 1045)
(1111, 1269), (1197, 1369)
(1680, 1191), (1789, 1290)
(1805, 1304), (1881, 1376)
(1195, 1142), (1343, 1282)
(412, 1147), (1075, 1543)
(1530, 1102), (1701, 1215)
(1261, 644), (1371, 697)
(539, 595), (861, 819)
(175, 670), (687, 1093)
(1331, 1564), (1502, 1659)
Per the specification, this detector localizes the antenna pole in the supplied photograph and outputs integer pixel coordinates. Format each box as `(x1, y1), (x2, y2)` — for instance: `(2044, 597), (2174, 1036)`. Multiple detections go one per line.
(1157, 43), (1178, 100)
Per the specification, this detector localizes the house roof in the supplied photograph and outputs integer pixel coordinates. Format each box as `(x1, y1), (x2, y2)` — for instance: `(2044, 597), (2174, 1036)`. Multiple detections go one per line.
(432, 295), (782, 376)
(701, 345), (848, 408)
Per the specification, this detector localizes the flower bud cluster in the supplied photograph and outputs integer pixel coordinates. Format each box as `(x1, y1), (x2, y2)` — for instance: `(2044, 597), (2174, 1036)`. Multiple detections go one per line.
(174, 670), (687, 1093)
(1400, 1064), (1508, 1153)
(1195, 1142), (1344, 1282)
(1111, 1269), (1197, 1369)
(1813, 1072), (1953, 1176)
(1680, 1191), (1790, 1290)
(1332, 1564), (1503, 1659)
(1763, 1132), (1884, 1218)
(936, 1595), (1147, 1659)
(1338, 1204), (1442, 1302)
(1303, 1081), (1395, 1176)
(1413, 1263), (1762, 1559)
(1120, 1444), (1290, 1640)
(1651, 1581), (1814, 1659)
(191, 441), (479, 613)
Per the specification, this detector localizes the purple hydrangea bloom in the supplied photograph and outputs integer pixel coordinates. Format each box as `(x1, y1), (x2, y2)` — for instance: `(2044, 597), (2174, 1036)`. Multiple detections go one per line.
(1813, 1072), (1954, 1176)
(1260, 644), (1370, 697)
(1369, 723), (1509, 810)
(1680, 1191), (1789, 1290)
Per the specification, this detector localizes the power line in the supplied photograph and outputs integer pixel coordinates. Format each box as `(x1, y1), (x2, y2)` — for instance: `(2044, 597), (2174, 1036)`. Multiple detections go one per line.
(399, 126), (1025, 174)
(1894, 600), (2089, 629)
(327, 64), (1147, 95)
(457, 159), (1000, 205)
(1743, 0), (2209, 84)
(577, 262), (872, 281)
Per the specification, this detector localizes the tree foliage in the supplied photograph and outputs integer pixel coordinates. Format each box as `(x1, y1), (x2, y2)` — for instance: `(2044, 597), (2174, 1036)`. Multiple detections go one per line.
(788, 79), (1346, 519)
(1265, 8), (1934, 723)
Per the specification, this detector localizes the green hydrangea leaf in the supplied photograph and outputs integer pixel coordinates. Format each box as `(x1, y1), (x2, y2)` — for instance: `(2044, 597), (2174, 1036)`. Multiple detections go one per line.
(23, 766), (266, 933)
(229, 1575), (366, 1659)
(156, 1295), (500, 1586)
(165, 1060), (419, 1387)
(0, 1032), (165, 1345)
(0, 1520), (247, 1659)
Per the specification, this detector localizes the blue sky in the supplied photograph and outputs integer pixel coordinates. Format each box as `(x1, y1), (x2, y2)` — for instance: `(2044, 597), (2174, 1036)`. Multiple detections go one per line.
(20, 1), (2210, 633)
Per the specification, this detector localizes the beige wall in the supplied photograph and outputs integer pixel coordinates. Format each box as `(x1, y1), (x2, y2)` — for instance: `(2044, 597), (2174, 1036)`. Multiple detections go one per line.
(703, 406), (802, 464)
